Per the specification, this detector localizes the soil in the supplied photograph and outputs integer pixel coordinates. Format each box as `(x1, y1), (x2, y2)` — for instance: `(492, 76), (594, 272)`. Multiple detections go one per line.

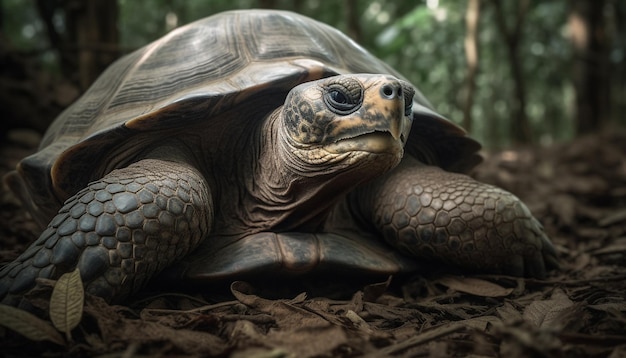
(0, 125), (624, 357)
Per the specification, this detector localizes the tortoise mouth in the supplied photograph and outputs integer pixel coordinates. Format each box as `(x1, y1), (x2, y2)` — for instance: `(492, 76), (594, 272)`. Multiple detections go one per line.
(323, 131), (403, 154)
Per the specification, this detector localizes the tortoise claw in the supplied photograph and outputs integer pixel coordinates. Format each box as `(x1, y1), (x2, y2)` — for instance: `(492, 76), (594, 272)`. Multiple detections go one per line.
(502, 223), (557, 279)
(544, 251), (560, 271)
(542, 237), (560, 271)
(524, 222), (558, 278)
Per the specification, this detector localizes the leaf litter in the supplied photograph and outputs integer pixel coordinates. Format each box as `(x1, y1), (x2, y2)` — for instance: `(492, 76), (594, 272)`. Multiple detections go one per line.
(1, 129), (626, 357)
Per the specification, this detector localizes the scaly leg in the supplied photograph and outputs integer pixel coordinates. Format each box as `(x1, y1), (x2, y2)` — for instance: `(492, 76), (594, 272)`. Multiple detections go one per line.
(0, 159), (212, 304)
(355, 156), (558, 278)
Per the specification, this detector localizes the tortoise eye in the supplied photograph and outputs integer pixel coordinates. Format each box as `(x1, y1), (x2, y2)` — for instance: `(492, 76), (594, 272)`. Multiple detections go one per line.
(324, 82), (362, 115)
(403, 84), (415, 117)
(329, 90), (348, 105)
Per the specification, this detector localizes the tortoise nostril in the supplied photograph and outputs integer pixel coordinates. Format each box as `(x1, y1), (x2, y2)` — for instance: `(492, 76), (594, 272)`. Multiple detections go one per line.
(381, 84), (395, 99)
(381, 83), (401, 99)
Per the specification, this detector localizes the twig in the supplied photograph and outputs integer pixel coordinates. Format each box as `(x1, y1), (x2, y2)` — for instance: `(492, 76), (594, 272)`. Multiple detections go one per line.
(364, 322), (466, 357)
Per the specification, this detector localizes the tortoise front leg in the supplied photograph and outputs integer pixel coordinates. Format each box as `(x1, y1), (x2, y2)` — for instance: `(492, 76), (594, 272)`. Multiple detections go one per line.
(0, 159), (212, 304)
(357, 156), (558, 278)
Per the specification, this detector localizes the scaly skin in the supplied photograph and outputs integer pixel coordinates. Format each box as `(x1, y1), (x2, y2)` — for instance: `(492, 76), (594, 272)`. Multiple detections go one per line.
(0, 159), (212, 305)
(355, 156), (558, 277)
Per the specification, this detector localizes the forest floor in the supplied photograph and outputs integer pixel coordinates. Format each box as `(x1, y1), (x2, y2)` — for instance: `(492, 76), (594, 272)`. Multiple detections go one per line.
(0, 128), (625, 357)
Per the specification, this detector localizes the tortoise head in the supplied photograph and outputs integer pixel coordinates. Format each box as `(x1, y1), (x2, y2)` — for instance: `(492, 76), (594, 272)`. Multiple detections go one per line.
(280, 74), (415, 172)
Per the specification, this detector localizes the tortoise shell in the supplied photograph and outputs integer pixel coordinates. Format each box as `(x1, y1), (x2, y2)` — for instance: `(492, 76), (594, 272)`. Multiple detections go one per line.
(13, 9), (480, 228)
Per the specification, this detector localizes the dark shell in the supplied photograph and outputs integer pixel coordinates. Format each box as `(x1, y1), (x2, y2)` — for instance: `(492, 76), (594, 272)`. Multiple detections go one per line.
(14, 9), (480, 226)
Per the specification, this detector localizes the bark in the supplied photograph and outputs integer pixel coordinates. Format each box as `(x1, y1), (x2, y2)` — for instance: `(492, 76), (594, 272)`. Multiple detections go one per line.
(35, 0), (76, 78)
(345, 0), (362, 43)
(71, 0), (119, 90)
(462, 0), (481, 133)
(490, 0), (531, 144)
(36, 0), (119, 89)
(569, 0), (610, 133)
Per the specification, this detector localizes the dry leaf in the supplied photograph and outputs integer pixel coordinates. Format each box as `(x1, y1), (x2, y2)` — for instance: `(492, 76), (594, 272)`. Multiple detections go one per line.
(270, 324), (348, 358)
(460, 315), (502, 331)
(496, 302), (523, 323)
(588, 302), (626, 314)
(591, 237), (626, 255)
(0, 304), (65, 345)
(82, 295), (228, 356)
(362, 277), (392, 302)
(231, 281), (329, 328)
(522, 289), (577, 330)
(50, 268), (85, 340)
(598, 209), (626, 227)
(437, 276), (514, 297)
(230, 282), (350, 357)
(345, 309), (374, 334)
(364, 322), (466, 357)
(231, 347), (289, 358)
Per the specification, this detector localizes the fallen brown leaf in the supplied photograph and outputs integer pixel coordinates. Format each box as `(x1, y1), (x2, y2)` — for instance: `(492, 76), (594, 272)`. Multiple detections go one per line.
(437, 275), (514, 297)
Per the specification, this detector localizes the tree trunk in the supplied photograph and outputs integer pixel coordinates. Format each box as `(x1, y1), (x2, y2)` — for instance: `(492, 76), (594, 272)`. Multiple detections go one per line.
(345, 0), (362, 43)
(36, 0), (119, 90)
(462, 0), (481, 133)
(35, 0), (77, 78)
(569, 0), (611, 134)
(490, 0), (531, 144)
(70, 0), (119, 90)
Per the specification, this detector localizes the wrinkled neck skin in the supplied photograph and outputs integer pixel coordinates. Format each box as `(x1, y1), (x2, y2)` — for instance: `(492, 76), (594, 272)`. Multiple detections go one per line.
(218, 107), (400, 236)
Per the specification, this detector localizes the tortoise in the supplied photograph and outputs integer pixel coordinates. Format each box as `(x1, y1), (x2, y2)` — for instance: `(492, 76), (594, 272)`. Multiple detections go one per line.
(0, 9), (557, 304)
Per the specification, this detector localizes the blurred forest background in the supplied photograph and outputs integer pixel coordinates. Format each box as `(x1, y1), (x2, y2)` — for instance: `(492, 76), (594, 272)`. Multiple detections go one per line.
(0, 0), (624, 148)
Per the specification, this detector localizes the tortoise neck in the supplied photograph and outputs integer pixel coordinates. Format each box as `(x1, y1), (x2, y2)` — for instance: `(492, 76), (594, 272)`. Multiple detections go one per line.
(244, 107), (349, 231)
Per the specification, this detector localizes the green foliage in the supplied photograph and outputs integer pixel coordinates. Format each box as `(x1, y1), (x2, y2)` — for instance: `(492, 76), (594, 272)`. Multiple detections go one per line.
(2, 0), (60, 72)
(0, 0), (613, 147)
(113, 0), (581, 147)
(3, 0), (42, 50)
